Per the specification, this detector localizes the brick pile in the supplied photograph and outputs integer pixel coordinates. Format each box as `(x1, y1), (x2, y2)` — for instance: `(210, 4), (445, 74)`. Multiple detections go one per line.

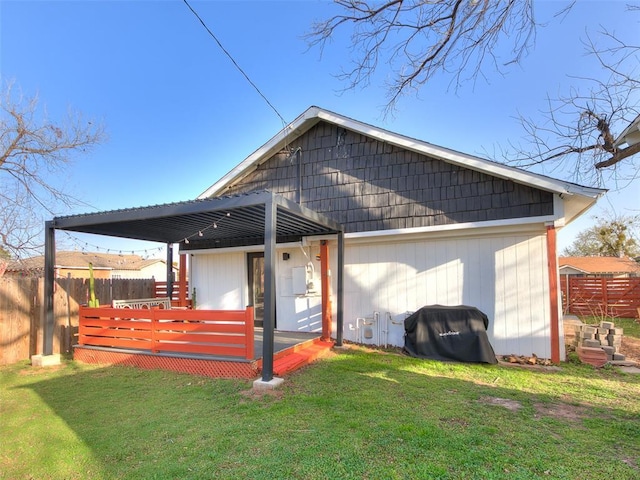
(573, 321), (626, 367)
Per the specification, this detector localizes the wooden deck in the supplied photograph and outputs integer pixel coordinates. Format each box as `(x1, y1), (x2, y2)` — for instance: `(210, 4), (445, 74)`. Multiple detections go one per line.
(74, 305), (334, 378)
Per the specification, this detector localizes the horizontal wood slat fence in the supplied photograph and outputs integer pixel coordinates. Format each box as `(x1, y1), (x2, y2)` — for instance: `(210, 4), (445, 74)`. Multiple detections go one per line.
(155, 281), (188, 302)
(78, 306), (254, 359)
(561, 276), (640, 319)
(1, 277), (155, 365)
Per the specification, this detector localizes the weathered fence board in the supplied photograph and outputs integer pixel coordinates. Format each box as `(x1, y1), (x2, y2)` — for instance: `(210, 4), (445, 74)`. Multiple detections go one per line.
(561, 276), (640, 318)
(0, 277), (155, 365)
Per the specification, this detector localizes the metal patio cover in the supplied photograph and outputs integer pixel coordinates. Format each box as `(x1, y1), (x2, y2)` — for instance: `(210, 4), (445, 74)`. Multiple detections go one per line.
(44, 190), (344, 382)
(51, 190), (343, 245)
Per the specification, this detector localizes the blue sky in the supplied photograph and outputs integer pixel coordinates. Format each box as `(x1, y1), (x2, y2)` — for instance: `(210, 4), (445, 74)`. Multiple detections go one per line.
(1, 0), (638, 256)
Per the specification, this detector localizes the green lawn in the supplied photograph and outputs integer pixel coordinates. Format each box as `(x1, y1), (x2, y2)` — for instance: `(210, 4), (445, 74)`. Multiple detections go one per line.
(1, 342), (639, 479)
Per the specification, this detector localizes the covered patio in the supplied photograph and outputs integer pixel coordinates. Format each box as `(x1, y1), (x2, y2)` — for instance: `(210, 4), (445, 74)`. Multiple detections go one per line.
(43, 191), (345, 382)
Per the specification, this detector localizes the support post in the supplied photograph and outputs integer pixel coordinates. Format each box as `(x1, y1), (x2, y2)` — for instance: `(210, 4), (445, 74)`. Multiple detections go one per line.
(546, 225), (561, 363)
(262, 198), (277, 382)
(43, 221), (56, 356)
(336, 231), (344, 347)
(178, 253), (187, 307)
(320, 240), (332, 341)
(166, 243), (174, 301)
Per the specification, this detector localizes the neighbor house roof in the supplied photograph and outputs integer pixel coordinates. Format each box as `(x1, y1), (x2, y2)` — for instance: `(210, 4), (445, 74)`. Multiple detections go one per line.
(559, 256), (640, 275)
(199, 106), (605, 225)
(6, 251), (167, 273)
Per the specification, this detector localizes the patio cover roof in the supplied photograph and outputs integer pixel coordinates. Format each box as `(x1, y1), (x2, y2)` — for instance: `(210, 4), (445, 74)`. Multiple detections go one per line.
(50, 190), (343, 246)
(44, 190), (345, 383)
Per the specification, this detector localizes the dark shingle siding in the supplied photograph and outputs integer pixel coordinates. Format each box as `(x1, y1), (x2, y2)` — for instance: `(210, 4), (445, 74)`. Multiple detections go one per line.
(224, 122), (554, 233)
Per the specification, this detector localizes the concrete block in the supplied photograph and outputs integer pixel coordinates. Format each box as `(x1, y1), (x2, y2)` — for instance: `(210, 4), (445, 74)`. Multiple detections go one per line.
(577, 346), (609, 368)
(578, 333), (595, 340)
(610, 328), (623, 335)
(253, 377), (285, 390)
(600, 321), (614, 329)
(582, 326), (598, 334)
(608, 335), (622, 345)
(583, 339), (602, 348)
(31, 354), (61, 367)
(601, 346), (615, 355)
(613, 353), (626, 361)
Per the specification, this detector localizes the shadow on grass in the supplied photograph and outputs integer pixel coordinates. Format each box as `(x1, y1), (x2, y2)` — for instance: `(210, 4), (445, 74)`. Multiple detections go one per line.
(7, 348), (640, 479)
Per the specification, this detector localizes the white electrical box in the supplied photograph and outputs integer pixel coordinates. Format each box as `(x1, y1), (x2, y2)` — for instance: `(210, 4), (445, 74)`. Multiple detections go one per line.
(292, 266), (308, 295)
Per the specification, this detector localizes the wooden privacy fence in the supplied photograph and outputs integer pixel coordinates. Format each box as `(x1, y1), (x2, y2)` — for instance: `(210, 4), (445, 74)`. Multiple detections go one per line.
(78, 306), (254, 359)
(0, 277), (155, 365)
(561, 276), (640, 318)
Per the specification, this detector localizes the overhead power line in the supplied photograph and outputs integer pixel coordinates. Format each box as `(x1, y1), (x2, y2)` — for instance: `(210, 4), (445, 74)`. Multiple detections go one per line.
(182, 0), (288, 127)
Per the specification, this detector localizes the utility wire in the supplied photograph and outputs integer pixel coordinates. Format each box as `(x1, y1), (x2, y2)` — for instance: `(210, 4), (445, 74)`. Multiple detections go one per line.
(182, 0), (288, 127)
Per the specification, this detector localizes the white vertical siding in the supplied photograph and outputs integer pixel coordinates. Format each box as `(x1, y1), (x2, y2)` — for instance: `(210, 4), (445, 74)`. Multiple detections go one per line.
(190, 246), (323, 332)
(191, 252), (246, 310)
(276, 246), (323, 332)
(190, 227), (554, 358)
(339, 230), (551, 357)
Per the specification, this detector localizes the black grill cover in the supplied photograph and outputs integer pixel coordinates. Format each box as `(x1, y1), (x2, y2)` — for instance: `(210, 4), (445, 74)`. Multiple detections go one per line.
(404, 305), (497, 364)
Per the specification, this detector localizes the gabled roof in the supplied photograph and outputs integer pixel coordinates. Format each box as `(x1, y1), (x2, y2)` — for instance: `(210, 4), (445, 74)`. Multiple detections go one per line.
(199, 106), (605, 225)
(559, 256), (640, 275)
(7, 251), (167, 273)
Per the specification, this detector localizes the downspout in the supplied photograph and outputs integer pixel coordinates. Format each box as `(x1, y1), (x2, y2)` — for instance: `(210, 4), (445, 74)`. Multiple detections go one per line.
(294, 147), (302, 204)
(546, 224), (561, 363)
(43, 221), (56, 356)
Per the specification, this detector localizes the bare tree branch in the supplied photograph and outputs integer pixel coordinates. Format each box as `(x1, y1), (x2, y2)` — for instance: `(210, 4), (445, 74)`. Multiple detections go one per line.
(307, 0), (537, 114)
(0, 81), (105, 259)
(310, 2), (639, 185)
(503, 13), (640, 185)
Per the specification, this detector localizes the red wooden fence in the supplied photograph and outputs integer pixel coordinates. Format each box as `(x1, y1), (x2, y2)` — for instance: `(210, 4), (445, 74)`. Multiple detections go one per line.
(561, 276), (640, 318)
(78, 306), (254, 359)
(154, 281), (188, 301)
(154, 281), (191, 308)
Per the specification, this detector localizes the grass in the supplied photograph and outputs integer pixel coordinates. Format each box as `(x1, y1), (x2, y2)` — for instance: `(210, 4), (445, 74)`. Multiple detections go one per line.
(1, 337), (639, 479)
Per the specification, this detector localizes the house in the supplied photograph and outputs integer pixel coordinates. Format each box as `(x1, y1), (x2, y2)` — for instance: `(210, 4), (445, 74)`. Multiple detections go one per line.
(189, 106), (604, 361)
(614, 113), (640, 149)
(559, 256), (640, 278)
(4, 251), (175, 281)
(44, 106), (604, 369)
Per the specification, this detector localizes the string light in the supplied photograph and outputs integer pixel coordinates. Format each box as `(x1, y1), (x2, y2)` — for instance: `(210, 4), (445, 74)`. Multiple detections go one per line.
(182, 212), (230, 244)
(60, 231), (165, 259)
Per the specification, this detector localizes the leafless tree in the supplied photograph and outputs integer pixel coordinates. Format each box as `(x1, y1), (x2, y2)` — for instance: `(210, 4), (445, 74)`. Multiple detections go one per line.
(0, 81), (104, 260)
(505, 26), (640, 186)
(307, 0), (541, 113)
(309, 1), (639, 185)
